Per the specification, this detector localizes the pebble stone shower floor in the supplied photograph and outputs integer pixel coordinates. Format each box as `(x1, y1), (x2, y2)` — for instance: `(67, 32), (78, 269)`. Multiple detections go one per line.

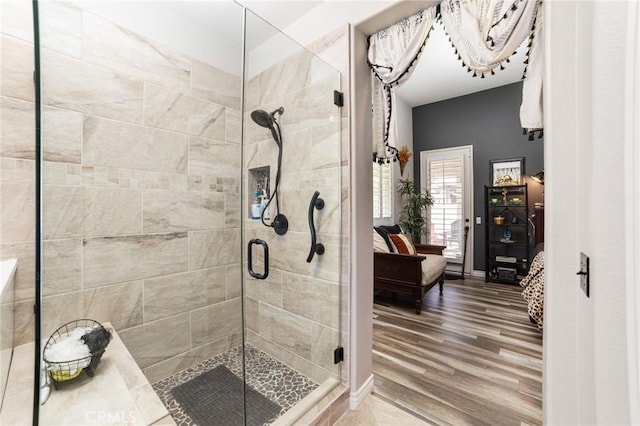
(153, 344), (319, 425)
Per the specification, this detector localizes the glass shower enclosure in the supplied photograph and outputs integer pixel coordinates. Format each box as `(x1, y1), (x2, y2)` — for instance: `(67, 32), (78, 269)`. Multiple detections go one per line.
(0, 0), (343, 424)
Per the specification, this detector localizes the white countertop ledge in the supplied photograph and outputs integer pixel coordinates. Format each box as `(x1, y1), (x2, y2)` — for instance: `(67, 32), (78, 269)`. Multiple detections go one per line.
(0, 259), (17, 296)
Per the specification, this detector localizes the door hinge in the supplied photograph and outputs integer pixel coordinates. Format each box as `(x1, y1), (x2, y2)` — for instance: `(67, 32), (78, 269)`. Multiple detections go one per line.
(333, 90), (344, 107)
(333, 346), (344, 364)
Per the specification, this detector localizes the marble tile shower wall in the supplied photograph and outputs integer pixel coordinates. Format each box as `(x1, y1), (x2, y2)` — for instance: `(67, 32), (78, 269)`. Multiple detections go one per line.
(242, 27), (350, 385)
(1, 1), (244, 383)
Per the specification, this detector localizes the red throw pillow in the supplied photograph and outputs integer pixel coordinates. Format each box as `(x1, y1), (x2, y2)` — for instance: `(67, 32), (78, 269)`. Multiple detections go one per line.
(389, 234), (416, 255)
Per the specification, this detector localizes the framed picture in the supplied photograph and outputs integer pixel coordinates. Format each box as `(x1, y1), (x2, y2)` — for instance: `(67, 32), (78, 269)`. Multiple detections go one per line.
(490, 158), (524, 186)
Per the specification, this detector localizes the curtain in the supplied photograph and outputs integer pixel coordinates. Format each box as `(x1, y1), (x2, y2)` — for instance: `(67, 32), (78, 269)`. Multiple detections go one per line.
(440, 0), (539, 75)
(439, 0), (543, 136)
(520, 2), (544, 137)
(367, 0), (544, 156)
(368, 6), (437, 162)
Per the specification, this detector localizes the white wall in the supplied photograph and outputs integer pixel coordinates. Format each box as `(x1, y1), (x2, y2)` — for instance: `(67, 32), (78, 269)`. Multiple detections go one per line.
(545, 0), (638, 423)
(393, 96), (414, 224)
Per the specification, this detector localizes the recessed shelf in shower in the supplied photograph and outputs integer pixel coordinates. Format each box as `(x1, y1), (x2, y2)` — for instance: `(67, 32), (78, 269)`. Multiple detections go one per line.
(248, 166), (271, 220)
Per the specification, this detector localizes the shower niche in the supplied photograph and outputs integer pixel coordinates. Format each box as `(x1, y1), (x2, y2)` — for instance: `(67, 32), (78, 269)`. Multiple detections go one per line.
(248, 166), (271, 220)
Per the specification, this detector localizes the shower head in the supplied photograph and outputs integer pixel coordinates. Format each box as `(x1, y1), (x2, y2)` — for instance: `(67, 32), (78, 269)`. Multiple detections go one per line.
(251, 107), (284, 146)
(251, 107), (284, 128)
(250, 109), (273, 129)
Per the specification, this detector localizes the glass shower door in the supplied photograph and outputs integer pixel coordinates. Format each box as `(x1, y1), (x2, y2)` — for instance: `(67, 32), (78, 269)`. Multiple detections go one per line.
(242, 9), (343, 422)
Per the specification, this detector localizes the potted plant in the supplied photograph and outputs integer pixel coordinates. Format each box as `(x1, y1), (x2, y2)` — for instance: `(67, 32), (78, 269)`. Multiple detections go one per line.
(397, 178), (433, 242)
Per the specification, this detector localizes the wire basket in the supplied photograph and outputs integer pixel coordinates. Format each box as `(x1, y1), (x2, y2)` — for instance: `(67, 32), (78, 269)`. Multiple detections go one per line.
(43, 319), (108, 385)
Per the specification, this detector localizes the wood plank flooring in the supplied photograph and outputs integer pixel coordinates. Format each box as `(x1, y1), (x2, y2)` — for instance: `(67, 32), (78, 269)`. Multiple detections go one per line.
(372, 278), (542, 426)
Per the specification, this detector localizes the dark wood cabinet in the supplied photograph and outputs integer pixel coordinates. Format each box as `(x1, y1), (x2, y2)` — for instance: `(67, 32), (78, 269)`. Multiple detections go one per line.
(484, 184), (530, 284)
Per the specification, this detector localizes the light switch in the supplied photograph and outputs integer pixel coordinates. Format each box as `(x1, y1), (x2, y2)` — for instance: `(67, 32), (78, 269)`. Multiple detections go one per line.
(475, 217), (481, 225)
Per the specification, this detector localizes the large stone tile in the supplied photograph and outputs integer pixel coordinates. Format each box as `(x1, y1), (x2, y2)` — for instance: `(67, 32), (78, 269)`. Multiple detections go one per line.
(83, 281), (144, 331)
(142, 190), (225, 233)
(0, 242), (34, 302)
(83, 233), (188, 288)
(311, 323), (340, 372)
(85, 187), (142, 237)
(0, 35), (34, 102)
(13, 299), (34, 346)
(39, 0), (82, 58)
(312, 121), (341, 170)
(0, 0), (34, 43)
(281, 127), (313, 173)
(259, 49), (313, 106)
(42, 106), (82, 163)
(41, 290), (84, 340)
(225, 263), (242, 300)
(226, 108), (241, 144)
(83, 12), (191, 92)
(258, 302), (312, 359)
(246, 269), (283, 308)
(143, 334), (240, 384)
(41, 281), (143, 338)
(43, 238), (82, 297)
(42, 50), (143, 123)
(143, 267), (226, 322)
(279, 77), (338, 135)
(190, 298), (242, 347)
(188, 137), (240, 178)
(0, 97), (35, 159)
(42, 184), (84, 239)
(0, 182), (35, 242)
(144, 83), (226, 139)
(244, 297), (258, 333)
(119, 313), (191, 369)
(225, 192), (240, 228)
(83, 116), (188, 173)
(191, 60), (241, 109)
(188, 229), (241, 270)
(283, 272), (339, 329)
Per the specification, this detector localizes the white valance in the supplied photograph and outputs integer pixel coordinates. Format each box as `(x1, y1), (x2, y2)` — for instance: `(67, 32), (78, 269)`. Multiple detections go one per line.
(368, 0), (544, 163)
(368, 6), (437, 162)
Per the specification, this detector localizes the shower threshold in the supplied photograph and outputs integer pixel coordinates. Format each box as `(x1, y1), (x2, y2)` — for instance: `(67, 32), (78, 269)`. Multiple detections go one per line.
(153, 344), (319, 425)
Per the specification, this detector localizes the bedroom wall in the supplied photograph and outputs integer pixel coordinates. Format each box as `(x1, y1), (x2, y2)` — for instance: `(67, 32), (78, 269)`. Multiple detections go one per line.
(412, 82), (544, 272)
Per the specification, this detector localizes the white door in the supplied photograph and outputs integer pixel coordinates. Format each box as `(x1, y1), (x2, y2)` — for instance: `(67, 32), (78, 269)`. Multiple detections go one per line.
(420, 146), (473, 273)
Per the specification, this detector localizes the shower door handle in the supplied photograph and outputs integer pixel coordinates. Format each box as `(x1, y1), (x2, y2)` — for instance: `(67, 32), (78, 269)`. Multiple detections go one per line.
(248, 239), (269, 279)
(306, 191), (325, 263)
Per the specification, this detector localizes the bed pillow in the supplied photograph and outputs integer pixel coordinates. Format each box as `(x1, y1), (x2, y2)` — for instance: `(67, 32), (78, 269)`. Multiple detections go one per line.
(373, 230), (390, 252)
(388, 233), (417, 255)
(374, 224), (403, 251)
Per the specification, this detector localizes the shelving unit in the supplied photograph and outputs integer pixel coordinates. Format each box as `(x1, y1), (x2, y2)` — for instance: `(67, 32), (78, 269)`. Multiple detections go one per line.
(484, 184), (530, 284)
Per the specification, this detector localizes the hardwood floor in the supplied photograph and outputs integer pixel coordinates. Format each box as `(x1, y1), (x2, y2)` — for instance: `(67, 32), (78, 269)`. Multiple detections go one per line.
(372, 277), (542, 426)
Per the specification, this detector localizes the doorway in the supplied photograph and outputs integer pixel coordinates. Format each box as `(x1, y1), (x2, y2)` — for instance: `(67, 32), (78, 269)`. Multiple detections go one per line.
(420, 146), (473, 275)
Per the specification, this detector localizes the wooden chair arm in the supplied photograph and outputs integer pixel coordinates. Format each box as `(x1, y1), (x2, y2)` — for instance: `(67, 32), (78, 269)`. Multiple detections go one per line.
(374, 252), (426, 262)
(414, 244), (446, 255)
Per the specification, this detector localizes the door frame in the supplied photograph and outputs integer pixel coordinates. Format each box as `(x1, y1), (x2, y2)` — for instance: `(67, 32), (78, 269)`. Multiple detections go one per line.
(419, 145), (474, 275)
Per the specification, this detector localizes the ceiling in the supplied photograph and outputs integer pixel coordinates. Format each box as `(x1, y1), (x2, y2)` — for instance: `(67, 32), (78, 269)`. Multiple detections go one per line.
(245, 0), (526, 107)
(163, 0), (526, 107)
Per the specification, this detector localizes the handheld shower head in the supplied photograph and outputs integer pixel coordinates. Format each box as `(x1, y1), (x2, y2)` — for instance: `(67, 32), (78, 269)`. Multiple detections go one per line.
(251, 107), (284, 147)
(250, 109), (273, 129)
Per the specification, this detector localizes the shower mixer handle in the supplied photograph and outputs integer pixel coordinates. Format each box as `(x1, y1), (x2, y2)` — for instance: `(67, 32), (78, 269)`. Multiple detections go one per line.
(306, 191), (325, 263)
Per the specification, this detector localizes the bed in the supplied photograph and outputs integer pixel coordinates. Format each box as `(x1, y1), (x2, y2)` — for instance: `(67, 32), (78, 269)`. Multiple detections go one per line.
(520, 245), (544, 330)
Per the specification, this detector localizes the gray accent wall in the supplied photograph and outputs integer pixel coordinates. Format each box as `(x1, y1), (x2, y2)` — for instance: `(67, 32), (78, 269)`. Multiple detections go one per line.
(412, 82), (544, 272)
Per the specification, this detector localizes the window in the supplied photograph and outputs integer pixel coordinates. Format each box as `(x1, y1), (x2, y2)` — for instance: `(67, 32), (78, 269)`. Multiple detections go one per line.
(373, 162), (392, 219)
